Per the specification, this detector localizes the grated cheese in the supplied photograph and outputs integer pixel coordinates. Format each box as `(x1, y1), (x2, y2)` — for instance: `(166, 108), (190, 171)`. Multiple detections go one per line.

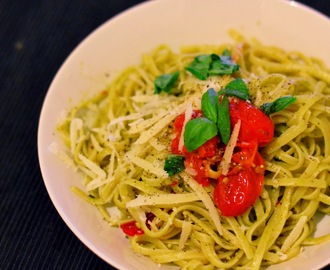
(128, 109), (168, 134)
(126, 193), (200, 208)
(219, 119), (241, 175)
(148, 137), (167, 151)
(127, 155), (169, 178)
(179, 221), (192, 250)
(181, 172), (223, 235)
(78, 154), (106, 179)
(134, 101), (192, 145)
(178, 102), (192, 152)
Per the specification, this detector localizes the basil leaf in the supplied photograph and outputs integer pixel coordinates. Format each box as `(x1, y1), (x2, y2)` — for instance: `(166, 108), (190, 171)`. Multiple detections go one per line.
(201, 88), (219, 123)
(184, 117), (218, 152)
(185, 54), (239, 80)
(260, 95), (297, 116)
(164, 154), (185, 176)
(221, 89), (249, 100)
(154, 71), (180, 94)
(222, 48), (231, 58)
(217, 95), (231, 145)
(196, 54), (213, 64)
(185, 55), (211, 80)
(209, 55), (239, 75)
(219, 78), (250, 100)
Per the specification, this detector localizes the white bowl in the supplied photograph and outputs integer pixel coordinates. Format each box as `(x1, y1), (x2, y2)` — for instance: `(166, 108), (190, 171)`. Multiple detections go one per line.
(38, 0), (330, 269)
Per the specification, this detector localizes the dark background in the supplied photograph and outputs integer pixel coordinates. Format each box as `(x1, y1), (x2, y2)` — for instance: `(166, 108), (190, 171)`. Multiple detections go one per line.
(0, 0), (329, 269)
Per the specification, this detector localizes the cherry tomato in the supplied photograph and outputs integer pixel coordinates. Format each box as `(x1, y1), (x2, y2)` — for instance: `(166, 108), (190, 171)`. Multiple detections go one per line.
(229, 98), (274, 146)
(120, 221), (144, 236)
(231, 142), (257, 169)
(213, 151), (265, 217)
(184, 153), (209, 186)
(171, 110), (203, 155)
(171, 111), (219, 186)
(194, 136), (219, 158)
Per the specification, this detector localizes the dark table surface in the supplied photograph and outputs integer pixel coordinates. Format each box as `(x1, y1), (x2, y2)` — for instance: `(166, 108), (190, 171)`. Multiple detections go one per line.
(1, 0), (330, 269)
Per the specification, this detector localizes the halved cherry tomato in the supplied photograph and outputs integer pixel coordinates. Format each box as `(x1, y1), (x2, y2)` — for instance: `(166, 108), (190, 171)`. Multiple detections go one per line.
(183, 136), (219, 186)
(172, 110), (203, 155)
(231, 142), (257, 169)
(214, 151), (265, 216)
(184, 152), (210, 186)
(120, 221), (144, 236)
(120, 213), (156, 236)
(171, 110), (219, 186)
(229, 98), (274, 146)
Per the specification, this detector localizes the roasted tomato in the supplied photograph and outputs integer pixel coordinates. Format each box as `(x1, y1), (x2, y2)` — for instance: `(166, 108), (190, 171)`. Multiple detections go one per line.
(120, 221), (144, 236)
(214, 149), (265, 217)
(229, 98), (274, 146)
(171, 110), (219, 186)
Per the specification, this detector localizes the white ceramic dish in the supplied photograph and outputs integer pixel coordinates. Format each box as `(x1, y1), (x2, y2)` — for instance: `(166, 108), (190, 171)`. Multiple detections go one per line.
(38, 0), (330, 269)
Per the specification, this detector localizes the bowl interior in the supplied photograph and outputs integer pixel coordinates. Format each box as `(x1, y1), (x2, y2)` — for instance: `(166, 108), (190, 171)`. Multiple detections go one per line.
(38, 0), (330, 269)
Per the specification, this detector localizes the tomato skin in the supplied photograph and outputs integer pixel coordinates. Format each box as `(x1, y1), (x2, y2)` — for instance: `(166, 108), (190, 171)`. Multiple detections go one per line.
(172, 110), (204, 155)
(214, 150), (265, 217)
(214, 170), (255, 216)
(184, 153), (210, 186)
(229, 98), (274, 146)
(231, 142), (257, 169)
(120, 221), (144, 236)
(171, 110), (219, 186)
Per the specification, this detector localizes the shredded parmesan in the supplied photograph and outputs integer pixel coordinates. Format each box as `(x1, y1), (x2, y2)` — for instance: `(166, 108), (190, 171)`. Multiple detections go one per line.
(126, 193), (200, 208)
(178, 102), (193, 152)
(78, 154), (106, 179)
(219, 119), (241, 175)
(134, 98), (199, 145)
(148, 137), (167, 151)
(179, 221), (192, 249)
(127, 155), (169, 178)
(181, 172), (223, 235)
(128, 109), (168, 134)
(107, 112), (147, 128)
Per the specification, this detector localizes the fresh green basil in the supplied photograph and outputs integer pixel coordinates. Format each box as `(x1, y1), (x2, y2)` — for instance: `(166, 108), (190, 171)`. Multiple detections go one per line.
(185, 54), (212, 80)
(154, 71), (180, 94)
(209, 55), (239, 75)
(184, 117), (218, 152)
(164, 154), (185, 176)
(201, 88), (219, 123)
(219, 78), (250, 100)
(260, 95), (297, 115)
(185, 54), (239, 80)
(222, 48), (231, 58)
(217, 95), (231, 145)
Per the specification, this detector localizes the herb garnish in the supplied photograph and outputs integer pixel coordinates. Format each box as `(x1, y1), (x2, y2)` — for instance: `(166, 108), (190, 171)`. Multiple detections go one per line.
(185, 53), (239, 80)
(219, 78), (250, 101)
(184, 117), (218, 152)
(184, 87), (233, 151)
(260, 96), (297, 115)
(201, 88), (219, 123)
(154, 71), (180, 94)
(217, 95), (231, 145)
(164, 154), (185, 176)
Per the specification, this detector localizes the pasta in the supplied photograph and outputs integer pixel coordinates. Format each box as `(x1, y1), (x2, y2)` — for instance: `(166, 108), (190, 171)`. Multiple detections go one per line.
(56, 30), (330, 269)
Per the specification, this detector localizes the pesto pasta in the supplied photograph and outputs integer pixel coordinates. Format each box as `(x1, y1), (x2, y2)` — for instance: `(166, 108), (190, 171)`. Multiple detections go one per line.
(56, 31), (330, 269)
